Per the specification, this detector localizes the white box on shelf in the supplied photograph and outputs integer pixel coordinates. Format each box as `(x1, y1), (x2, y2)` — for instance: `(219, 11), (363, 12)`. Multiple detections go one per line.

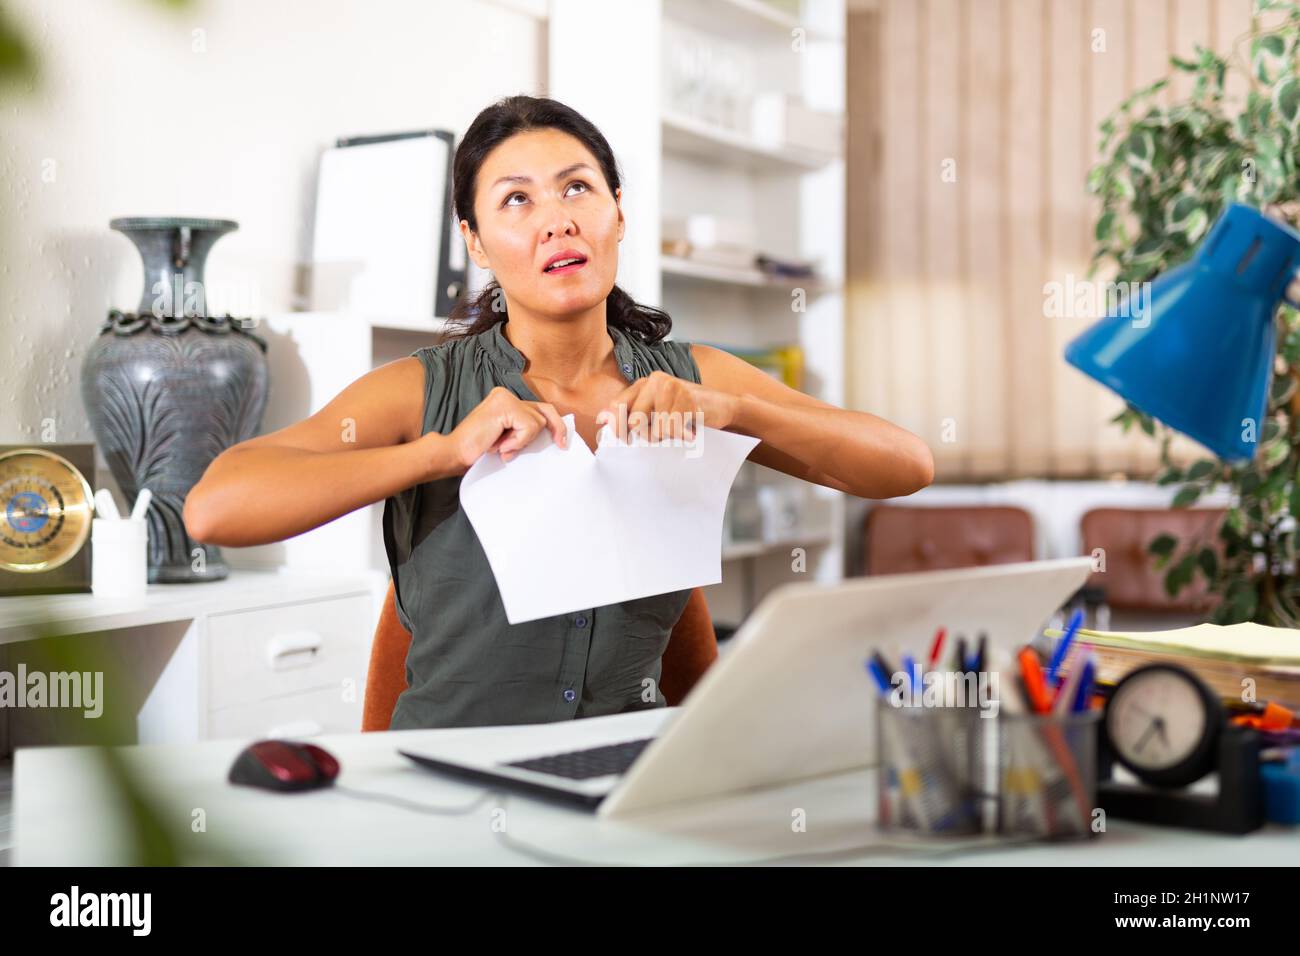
(749, 92), (844, 156)
(662, 213), (755, 250)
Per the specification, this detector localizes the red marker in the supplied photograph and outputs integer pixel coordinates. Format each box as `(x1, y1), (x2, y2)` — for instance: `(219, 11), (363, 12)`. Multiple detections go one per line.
(1017, 647), (1052, 714)
(927, 627), (947, 671)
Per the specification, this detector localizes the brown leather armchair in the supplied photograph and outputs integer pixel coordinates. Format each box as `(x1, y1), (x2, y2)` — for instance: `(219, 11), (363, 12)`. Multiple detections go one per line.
(361, 582), (720, 731)
(863, 504), (1035, 575)
(1080, 507), (1227, 613)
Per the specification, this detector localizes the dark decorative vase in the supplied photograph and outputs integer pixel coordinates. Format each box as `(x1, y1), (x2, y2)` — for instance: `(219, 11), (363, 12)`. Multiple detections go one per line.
(81, 217), (269, 583)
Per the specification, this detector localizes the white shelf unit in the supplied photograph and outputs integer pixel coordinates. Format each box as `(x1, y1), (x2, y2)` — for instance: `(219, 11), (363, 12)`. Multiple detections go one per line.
(550, 0), (848, 625)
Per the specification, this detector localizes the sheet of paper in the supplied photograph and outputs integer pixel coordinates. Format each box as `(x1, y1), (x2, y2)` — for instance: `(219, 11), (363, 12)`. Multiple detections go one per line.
(459, 414), (760, 624)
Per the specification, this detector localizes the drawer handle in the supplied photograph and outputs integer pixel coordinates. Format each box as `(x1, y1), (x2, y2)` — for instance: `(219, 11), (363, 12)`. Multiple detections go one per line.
(266, 719), (323, 738)
(265, 630), (324, 670)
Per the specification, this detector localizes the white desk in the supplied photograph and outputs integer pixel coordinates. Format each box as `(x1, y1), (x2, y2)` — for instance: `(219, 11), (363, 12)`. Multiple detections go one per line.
(13, 709), (1300, 866)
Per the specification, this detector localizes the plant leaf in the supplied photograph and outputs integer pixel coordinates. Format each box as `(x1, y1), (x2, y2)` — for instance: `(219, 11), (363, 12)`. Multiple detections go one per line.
(1275, 75), (1300, 129)
(1149, 533), (1178, 557)
(1198, 547), (1219, 581)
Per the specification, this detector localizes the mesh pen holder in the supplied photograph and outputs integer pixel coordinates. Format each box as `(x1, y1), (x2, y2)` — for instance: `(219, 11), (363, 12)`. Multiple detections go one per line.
(996, 710), (1100, 840)
(875, 698), (988, 836)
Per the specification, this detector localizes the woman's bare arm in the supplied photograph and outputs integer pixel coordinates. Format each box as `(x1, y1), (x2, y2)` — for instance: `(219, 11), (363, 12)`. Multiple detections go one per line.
(182, 357), (461, 548)
(691, 344), (934, 499)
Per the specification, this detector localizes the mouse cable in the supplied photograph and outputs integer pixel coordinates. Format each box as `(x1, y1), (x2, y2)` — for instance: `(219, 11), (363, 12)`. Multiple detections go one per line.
(331, 784), (501, 816)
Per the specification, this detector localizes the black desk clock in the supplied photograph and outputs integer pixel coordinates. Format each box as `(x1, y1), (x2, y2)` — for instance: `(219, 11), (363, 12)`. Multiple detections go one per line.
(1098, 662), (1264, 833)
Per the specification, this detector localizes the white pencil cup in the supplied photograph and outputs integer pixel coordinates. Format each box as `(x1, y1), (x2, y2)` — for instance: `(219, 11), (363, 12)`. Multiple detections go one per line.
(91, 517), (149, 598)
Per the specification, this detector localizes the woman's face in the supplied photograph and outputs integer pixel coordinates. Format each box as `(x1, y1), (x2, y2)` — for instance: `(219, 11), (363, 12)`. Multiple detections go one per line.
(461, 128), (624, 319)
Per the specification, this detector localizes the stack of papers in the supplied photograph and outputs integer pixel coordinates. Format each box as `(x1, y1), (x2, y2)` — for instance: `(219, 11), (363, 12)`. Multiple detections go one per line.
(1048, 622), (1300, 708)
(459, 414), (760, 624)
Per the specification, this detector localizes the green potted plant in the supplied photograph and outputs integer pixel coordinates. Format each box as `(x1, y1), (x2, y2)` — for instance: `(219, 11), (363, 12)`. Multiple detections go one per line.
(1088, 0), (1300, 625)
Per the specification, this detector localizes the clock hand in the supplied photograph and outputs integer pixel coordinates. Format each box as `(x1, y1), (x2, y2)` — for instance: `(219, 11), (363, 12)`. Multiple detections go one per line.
(1133, 719), (1159, 755)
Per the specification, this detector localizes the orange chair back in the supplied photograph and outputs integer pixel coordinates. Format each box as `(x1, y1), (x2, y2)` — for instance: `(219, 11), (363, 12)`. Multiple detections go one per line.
(362, 582), (719, 731)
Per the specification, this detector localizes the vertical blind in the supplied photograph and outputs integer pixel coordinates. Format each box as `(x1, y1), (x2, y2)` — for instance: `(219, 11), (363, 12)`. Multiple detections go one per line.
(846, 0), (1258, 481)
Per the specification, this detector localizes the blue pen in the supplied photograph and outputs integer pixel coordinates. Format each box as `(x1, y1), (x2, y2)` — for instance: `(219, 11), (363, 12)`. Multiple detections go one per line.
(1048, 608), (1085, 686)
(902, 653), (920, 696)
(1071, 657), (1096, 712)
(864, 657), (892, 696)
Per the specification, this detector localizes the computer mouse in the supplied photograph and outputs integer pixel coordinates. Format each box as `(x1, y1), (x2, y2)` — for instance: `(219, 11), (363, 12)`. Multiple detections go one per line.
(228, 739), (340, 792)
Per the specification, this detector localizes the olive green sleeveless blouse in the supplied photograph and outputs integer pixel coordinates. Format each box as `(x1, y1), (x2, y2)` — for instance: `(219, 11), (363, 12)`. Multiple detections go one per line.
(382, 320), (703, 730)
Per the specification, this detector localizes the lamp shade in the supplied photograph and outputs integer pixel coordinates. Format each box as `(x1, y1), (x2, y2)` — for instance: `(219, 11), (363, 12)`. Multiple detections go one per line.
(1064, 203), (1300, 462)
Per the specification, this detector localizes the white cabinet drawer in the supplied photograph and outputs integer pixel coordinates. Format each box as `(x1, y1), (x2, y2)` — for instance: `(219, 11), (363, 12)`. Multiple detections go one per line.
(207, 685), (363, 740)
(206, 594), (372, 711)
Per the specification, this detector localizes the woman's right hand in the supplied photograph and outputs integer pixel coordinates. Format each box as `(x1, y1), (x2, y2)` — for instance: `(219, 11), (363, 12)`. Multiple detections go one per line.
(443, 386), (568, 474)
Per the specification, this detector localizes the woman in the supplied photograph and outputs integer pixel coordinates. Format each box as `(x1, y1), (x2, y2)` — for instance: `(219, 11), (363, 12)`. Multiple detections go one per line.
(184, 94), (934, 730)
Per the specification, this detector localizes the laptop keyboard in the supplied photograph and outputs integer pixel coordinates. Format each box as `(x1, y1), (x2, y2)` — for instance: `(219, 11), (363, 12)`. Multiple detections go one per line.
(503, 737), (656, 780)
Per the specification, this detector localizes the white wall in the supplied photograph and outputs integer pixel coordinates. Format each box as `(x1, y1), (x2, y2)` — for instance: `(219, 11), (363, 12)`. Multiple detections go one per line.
(0, 0), (546, 471)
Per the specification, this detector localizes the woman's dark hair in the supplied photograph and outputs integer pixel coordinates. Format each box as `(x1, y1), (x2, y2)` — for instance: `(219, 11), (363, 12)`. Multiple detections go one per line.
(446, 94), (672, 344)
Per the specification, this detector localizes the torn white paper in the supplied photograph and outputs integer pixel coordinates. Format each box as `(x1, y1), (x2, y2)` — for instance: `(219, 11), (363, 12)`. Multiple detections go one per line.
(459, 414), (761, 624)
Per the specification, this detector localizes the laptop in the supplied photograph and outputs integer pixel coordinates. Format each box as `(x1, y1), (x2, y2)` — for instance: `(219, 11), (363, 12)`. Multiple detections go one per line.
(398, 557), (1094, 818)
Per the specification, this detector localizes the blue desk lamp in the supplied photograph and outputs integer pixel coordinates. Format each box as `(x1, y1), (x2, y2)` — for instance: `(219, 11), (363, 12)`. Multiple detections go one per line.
(1065, 203), (1300, 461)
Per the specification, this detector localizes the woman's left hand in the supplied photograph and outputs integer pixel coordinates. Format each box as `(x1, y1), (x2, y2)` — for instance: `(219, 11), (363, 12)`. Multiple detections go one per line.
(595, 371), (740, 444)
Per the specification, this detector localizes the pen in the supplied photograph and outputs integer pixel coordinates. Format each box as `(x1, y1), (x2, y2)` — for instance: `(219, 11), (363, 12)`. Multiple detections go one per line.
(94, 488), (121, 520)
(954, 636), (968, 676)
(1071, 657), (1096, 713)
(864, 657), (892, 696)
(1017, 647), (1052, 714)
(927, 627), (947, 671)
(872, 651), (897, 689)
(973, 633), (988, 674)
(130, 488), (153, 521)
(902, 654), (920, 696)
(1046, 608), (1084, 686)
(1017, 658), (1093, 829)
(1052, 646), (1088, 715)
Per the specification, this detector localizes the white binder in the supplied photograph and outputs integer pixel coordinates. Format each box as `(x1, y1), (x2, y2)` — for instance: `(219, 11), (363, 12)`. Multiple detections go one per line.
(311, 129), (466, 322)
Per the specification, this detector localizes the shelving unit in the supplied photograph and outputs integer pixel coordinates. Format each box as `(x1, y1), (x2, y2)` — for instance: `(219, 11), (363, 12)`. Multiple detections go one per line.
(654, 0), (848, 624)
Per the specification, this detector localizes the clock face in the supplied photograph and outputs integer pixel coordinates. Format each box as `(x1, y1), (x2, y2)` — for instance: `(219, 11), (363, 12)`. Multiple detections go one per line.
(0, 449), (94, 573)
(1105, 664), (1220, 787)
